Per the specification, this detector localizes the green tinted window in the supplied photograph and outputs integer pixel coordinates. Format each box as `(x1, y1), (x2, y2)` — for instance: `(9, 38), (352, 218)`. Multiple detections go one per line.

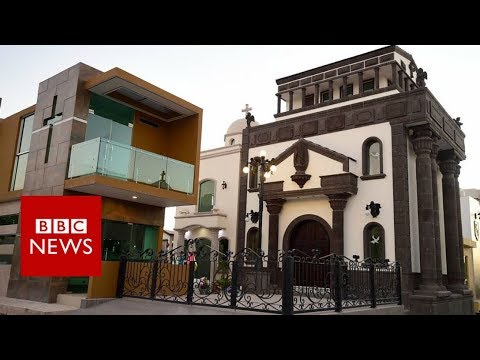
(198, 180), (215, 212)
(89, 93), (134, 127)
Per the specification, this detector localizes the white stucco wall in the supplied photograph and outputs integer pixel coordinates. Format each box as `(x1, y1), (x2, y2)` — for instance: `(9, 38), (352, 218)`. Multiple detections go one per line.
(174, 145), (241, 252)
(394, 53), (414, 81)
(246, 122), (395, 260)
(460, 196), (480, 242)
(407, 139), (420, 273)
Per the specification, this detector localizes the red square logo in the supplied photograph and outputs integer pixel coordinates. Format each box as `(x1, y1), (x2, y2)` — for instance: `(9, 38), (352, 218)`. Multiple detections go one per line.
(21, 196), (102, 276)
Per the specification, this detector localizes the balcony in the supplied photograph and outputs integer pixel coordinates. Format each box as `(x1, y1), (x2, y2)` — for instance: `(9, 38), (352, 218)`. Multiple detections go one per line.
(65, 137), (196, 207)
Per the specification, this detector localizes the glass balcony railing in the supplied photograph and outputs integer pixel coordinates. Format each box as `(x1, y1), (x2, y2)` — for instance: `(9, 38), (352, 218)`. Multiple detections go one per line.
(67, 137), (194, 194)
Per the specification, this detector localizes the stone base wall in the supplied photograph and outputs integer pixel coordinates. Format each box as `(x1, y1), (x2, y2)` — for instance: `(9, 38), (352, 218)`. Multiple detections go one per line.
(0, 265), (11, 297)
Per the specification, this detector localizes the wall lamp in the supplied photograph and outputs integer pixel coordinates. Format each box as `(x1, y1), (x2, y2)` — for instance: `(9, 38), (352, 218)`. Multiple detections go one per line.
(245, 210), (259, 224)
(365, 201), (381, 218)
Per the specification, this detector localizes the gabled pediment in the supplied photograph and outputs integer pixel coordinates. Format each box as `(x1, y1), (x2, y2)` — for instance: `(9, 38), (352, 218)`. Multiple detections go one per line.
(273, 138), (353, 172)
(269, 138), (355, 189)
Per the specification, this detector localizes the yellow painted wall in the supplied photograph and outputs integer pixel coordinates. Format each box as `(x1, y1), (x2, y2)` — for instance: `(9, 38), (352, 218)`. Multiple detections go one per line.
(87, 261), (120, 298)
(166, 113), (200, 165)
(131, 111), (169, 156)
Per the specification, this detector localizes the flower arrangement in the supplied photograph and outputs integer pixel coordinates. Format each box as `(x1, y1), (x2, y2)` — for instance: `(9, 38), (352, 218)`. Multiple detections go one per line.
(198, 277), (210, 291)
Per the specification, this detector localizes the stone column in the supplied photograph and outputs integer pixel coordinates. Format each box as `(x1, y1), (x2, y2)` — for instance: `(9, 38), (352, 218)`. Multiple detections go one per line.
(411, 126), (443, 291)
(439, 150), (467, 293)
(430, 138), (445, 288)
(276, 94), (282, 114)
(209, 228), (221, 281)
(301, 87), (306, 108)
(391, 63), (397, 87)
(288, 91), (293, 111)
(328, 80), (333, 100)
(328, 194), (349, 255)
(358, 72), (364, 95)
(454, 161), (469, 293)
(176, 229), (186, 249)
(314, 84), (319, 105)
(266, 198), (285, 261)
(342, 76), (348, 98)
(374, 67), (380, 89)
(210, 228), (220, 252)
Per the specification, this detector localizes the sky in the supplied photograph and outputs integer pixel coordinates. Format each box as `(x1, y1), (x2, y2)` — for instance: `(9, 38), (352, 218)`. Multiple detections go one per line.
(1, 45), (479, 230)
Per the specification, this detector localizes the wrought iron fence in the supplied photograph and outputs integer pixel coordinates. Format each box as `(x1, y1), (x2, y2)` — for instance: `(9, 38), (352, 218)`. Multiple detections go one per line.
(116, 245), (401, 315)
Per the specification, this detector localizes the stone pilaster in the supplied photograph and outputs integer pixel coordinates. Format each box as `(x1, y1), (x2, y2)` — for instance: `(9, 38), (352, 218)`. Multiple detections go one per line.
(358, 72), (363, 95)
(288, 91), (293, 111)
(314, 84), (319, 105)
(411, 126), (444, 292)
(301, 87), (306, 108)
(328, 194), (349, 255)
(328, 80), (333, 100)
(276, 94), (281, 114)
(439, 150), (468, 294)
(391, 63), (397, 86)
(265, 198), (285, 260)
(374, 67), (380, 89)
(342, 76), (348, 98)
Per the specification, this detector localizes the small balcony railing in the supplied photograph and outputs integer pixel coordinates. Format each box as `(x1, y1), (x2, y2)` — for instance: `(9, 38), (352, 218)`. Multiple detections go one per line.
(67, 137), (194, 194)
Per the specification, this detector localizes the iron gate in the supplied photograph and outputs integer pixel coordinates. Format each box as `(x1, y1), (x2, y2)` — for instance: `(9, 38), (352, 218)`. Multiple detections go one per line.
(116, 246), (402, 314)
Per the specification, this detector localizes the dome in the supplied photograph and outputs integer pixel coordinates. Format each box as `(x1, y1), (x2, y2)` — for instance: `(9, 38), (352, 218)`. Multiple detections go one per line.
(225, 117), (259, 136)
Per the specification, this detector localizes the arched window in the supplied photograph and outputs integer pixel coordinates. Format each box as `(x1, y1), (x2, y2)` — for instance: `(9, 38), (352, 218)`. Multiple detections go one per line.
(198, 180), (215, 212)
(362, 137), (384, 179)
(363, 222), (385, 260)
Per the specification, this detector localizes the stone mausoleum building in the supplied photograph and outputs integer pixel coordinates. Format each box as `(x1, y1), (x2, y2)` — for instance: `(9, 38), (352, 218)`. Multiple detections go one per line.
(174, 45), (473, 314)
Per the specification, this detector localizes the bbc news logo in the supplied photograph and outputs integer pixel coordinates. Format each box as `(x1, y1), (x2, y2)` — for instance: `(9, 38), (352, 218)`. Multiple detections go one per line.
(31, 219), (92, 255)
(21, 196), (102, 276)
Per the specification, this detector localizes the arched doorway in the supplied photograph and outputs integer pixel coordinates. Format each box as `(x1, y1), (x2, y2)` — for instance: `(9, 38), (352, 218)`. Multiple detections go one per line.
(285, 216), (331, 257)
(219, 238), (229, 260)
(283, 215), (333, 287)
(195, 237), (211, 279)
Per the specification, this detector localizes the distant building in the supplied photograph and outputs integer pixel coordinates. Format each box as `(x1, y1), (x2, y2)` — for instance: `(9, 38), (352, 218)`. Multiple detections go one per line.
(460, 190), (480, 313)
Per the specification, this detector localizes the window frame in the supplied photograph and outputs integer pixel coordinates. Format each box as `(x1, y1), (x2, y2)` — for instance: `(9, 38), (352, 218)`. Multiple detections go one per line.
(320, 89), (330, 103)
(362, 78), (375, 93)
(339, 84), (354, 98)
(11, 113), (34, 191)
(361, 137), (385, 180)
(304, 93), (314, 107)
(198, 179), (216, 213)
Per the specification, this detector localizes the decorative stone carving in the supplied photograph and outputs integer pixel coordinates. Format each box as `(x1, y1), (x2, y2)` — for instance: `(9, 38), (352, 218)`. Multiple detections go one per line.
(416, 68), (428, 87)
(291, 140), (311, 188)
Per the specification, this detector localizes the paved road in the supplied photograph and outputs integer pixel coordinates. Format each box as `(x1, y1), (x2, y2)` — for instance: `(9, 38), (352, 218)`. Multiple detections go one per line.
(62, 297), (267, 315)
(61, 297), (404, 315)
